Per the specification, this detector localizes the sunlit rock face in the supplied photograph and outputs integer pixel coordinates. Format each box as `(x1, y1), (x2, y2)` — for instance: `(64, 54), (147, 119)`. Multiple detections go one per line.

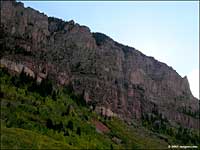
(0, 0), (199, 129)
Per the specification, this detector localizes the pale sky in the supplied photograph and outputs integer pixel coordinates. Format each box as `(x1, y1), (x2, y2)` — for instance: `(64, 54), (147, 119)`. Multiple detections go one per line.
(21, 1), (199, 99)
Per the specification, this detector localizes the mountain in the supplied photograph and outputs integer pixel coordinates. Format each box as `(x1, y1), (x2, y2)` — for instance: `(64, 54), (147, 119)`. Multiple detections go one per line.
(0, 1), (199, 148)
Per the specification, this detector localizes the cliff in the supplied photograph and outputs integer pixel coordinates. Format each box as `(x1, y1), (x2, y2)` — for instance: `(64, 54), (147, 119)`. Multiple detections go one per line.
(0, 1), (199, 129)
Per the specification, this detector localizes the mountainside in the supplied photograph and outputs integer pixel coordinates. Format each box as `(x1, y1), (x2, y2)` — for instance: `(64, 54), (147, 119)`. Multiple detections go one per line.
(0, 1), (199, 148)
(1, 67), (174, 149)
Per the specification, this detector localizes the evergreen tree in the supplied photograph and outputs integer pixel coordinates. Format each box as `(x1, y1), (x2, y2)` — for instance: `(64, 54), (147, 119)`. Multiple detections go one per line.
(67, 120), (73, 131)
(76, 127), (81, 136)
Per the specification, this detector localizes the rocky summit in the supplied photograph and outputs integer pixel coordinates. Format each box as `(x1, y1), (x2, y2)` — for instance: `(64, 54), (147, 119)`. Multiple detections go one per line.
(1, 0), (199, 131)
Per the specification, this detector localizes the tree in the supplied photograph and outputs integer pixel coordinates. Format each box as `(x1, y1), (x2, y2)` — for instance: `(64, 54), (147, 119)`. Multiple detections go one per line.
(64, 130), (69, 136)
(52, 90), (57, 100)
(166, 127), (174, 136)
(19, 68), (34, 86)
(46, 118), (53, 129)
(39, 76), (53, 97)
(110, 144), (113, 150)
(67, 120), (73, 131)
(76, 127), (81, 136)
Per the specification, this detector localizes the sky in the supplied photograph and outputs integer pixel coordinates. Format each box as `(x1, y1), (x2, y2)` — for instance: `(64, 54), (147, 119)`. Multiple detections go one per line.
(21, 1), (199, 99)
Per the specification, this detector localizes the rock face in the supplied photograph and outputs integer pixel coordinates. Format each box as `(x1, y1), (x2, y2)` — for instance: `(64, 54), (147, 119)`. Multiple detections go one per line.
(0, 1), (199, 129)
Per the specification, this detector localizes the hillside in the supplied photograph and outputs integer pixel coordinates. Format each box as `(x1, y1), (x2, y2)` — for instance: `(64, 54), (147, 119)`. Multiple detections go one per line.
(0, 1), (199, 149)
(1, 68), (199, 149)
(1, 68), (171, 149)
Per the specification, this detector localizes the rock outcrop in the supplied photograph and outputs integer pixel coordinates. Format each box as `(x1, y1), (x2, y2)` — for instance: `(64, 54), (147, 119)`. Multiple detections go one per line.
(0, 1), (199, 129)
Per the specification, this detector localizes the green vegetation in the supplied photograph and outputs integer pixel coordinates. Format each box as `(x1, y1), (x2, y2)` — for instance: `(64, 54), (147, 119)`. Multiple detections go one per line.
(0, 68), (199, 149)
(1, 68), (116, 149)
(141, 109), (199, 145)
(1, 127), (74, 149)
(177, 106), (199, 119)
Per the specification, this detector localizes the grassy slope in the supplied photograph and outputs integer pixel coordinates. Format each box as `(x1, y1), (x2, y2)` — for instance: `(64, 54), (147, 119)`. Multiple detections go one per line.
(0, 68), (177, 149)
(1, 127), (75, 149)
